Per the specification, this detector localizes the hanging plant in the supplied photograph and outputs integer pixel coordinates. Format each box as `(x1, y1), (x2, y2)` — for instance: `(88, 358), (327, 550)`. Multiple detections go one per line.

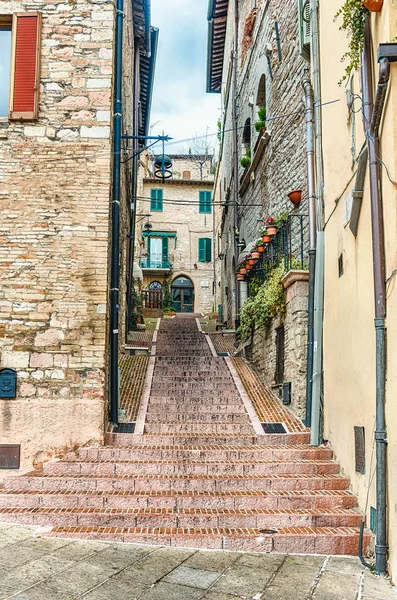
(335, 0), (369, 85)
(254, 106), (267, 132)
(240, 148), (251, 169)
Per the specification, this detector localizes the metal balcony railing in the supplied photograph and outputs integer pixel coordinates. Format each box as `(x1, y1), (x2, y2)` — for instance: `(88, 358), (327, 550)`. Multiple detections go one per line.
(139, 254), (171, 270)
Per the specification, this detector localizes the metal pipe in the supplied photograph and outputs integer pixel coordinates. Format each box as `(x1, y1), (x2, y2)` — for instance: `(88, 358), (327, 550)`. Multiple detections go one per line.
(232, 0), (240, 330)
(310, 0), (325, 446)
(109, 0), (124, 426)
(361, 20), (389, 576)
(302, 80), (316, 427)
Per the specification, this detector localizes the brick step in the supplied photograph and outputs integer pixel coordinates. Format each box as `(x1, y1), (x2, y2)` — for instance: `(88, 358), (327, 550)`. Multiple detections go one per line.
(150, 384), (237, 392)
(144, 413), (249, 424)
(43, 459), (340, 478)
(4, 473), (350, 493)
(0, 506), (363, 530)
(0, 489), (358, 511)
(147, 403), (246, 414)
(153, 376), (233, 382)
(104, 433), (311, 446)
(43, 524), (371, 555)
(147, 397), (245, 405)
(153, 370), (230, 376)
(148, 391), (240, 399)
(143, 423), (254, 435)
(74, 444), (334, 463)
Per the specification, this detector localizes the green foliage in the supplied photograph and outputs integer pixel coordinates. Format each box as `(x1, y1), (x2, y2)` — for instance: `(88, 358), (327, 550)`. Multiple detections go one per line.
(254, 107), (267, 132)
(240, 156), (251, 168)
(217, 118), (222, 143)
(335, 0), (369, 84)
(249, 276), (262, 297)
(129, 286), (142, 331)
(274, 211), (289, 229)
(237, 264), (287, 342)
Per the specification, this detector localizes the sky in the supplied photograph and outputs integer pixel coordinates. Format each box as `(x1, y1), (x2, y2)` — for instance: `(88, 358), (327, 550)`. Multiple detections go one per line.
(149, 0), (221, 155)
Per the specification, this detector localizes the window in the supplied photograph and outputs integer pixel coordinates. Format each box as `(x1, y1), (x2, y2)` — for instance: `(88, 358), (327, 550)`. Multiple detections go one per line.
(275, 326), (285, 385)
(298, 0), (310, 61)
(150, 189), (163, 211)
(182, 170), (191, 180)
(198, 238), (212, 262)
(0, 13), (42, 120)
(242, 118), (251, 149)
(199, 191), (212, 214)
(256, 74), (266, 109)
(149, 281), (162, 290)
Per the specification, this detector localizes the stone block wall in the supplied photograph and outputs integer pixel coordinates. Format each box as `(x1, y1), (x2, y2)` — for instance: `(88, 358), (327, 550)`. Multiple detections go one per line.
(0, 1), (133, 470)
(243, 272), (309, 420)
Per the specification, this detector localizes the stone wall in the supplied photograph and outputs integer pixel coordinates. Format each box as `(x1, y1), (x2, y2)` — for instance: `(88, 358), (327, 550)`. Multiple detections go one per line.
(242, 271), (308, 420)
(0, 1), (134, 470)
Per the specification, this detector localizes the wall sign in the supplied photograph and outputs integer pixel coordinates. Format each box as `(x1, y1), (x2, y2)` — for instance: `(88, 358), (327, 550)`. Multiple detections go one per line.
(0, 445), (21, 469)
(0, 368), (17, 399)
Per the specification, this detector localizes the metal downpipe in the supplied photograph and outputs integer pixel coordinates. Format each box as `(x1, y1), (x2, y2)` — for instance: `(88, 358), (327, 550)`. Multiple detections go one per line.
(109, 0), (124, 426)
(361, 20), (389, 576)
(232, 0), (240, 329)
(310, 0), (325, 446)
(302, 80), (317, 427)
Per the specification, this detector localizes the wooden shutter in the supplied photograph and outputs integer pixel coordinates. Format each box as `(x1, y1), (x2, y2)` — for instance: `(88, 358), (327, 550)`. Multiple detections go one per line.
(150, 189), (163, 211)
(157, 189), (163, 211)
(205, 238), (212, 262)
(199, 191), (212, 213)
(162, 236), (168, 265)
(198, 239), (206, 262)
(9, 13), (42, 120)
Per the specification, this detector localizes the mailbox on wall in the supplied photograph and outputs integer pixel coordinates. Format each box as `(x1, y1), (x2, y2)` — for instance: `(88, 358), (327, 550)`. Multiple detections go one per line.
(0, 368), (17, 399)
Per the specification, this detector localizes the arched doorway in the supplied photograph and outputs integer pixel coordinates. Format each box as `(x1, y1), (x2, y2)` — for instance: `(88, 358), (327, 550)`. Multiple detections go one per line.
(171, 276), (194, 313)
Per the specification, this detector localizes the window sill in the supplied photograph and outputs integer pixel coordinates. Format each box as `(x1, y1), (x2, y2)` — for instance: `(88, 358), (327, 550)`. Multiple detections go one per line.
(239, 130), (271, 197)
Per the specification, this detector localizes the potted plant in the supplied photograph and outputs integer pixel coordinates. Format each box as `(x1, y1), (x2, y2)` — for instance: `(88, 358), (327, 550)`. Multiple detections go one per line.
(335, 0), (369, 84)
(240, 267), (247, 275)
(246, 263), (252, 271)
(240, 147), (251, 169)
(254, 106), (266, 133)
(251, 249), (260, 260)
(237, 274), (245, 281)
(264, 217), (277, 236)
(260, 229), (272, 244)
(256, 239), (265, 253)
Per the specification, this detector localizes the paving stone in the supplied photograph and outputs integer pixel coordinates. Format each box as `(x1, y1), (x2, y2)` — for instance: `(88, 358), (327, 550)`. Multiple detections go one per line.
(234, 552), (285, 570)
(0, 554), (74, 589)
(82, 578), (149, 600)
(122, 547), (195, 586)
(362, 574), (397, 598)
(262, 556), (325, 600)
(138, 582), (203, 600)
(12, 586), (75, 600)
(164, 565), (220, 589)
(183, 550), (241, 572)
(201, 593), (244, 600)
(42, 561), (116, 596)
(51, 541), (110, 561)
(313, 571), (361, 599)
(325, 556), (365, 575)
(81, 544), (154, 570)
(210, 565), (277, 597)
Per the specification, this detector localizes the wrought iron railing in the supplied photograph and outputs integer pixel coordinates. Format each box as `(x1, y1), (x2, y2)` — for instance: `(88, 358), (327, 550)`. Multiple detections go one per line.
(247, 215), (309, 285)
(139, 254), (171, 269)
(141, 289), (163, 309)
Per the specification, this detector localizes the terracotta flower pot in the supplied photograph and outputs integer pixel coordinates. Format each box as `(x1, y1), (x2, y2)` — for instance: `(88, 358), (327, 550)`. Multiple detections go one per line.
(288, 190), (302, 206)
(240, 268), (247, 275)
(363, 0), (383, 11)
(248, 258), (256, 266)
(257, 245), (265, 253)
(267, 226), (277, 236)
(251, 251), (260, 259)
(237, 274), (245, 281)
(246, 264), (252, 271)
(262, 234), (271, 243)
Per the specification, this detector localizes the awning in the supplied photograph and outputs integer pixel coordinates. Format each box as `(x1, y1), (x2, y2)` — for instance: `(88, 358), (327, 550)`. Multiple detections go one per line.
(238, 240), (256, 262)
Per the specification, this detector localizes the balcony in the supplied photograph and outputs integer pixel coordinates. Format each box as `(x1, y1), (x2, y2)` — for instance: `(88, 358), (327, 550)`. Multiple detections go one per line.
(139, 254), (171, 271)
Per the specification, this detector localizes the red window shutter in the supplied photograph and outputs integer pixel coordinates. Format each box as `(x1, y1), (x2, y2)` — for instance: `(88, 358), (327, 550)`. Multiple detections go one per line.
(10, 13), (42, 121)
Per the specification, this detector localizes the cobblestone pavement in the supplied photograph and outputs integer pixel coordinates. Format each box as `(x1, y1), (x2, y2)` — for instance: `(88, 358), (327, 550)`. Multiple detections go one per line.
(0, 524), (395, 600)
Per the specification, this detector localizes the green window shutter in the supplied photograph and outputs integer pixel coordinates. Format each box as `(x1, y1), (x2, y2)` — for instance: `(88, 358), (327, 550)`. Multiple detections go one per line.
(150, 189), (163, 211)
(162, 236), (168, 264)
(205, 238), (212, 262)
(199, 191), (212, 213)
(198, 238), (206, 262)
(298, 0), (310, 61)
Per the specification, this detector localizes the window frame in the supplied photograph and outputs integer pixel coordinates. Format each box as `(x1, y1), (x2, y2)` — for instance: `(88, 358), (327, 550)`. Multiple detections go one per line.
(150, 188), (164, 212)
(0, 16), (13, 121)
(199, 190), (212, 214)
(198, 237), (212, 263)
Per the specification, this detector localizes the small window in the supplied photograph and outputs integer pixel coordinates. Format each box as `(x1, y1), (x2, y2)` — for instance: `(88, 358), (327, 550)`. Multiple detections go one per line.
(275, 326), (285, 385)
(149, 281), (162, 290)
(338, 253), (344, 277)
(182, 170), (191, 180)
(242, 118), (251, 149)
(199, 191), (212, 214)
(198, 238), (212, 262)
(298, 0), (310, 61)
(150, 189), (163, 211)
(256, 74), (266, 108)
(0, 20), (12, 118)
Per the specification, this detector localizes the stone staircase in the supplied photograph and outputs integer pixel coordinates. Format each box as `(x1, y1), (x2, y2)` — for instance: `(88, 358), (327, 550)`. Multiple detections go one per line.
(0, 316), (370, 554)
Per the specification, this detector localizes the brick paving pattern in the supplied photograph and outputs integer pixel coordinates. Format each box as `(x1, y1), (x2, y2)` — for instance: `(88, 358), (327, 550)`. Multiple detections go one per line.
(119, 356), (150, 422)
(232, 356), (307, 433)
(126, 331), (154, 348)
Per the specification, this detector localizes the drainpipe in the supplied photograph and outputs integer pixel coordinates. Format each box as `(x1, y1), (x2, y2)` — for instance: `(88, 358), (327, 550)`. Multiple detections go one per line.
(232, 0), (240, 330)
(109, 0), (124, 426)
(361, 19), (389, 576)
(302, 80), (316, 427)
(310, 0), (325, 446)
(127, 38), (141, 340)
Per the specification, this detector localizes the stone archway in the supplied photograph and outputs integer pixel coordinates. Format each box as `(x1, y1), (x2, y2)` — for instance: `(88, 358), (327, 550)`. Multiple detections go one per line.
(171, 276), (195, 313)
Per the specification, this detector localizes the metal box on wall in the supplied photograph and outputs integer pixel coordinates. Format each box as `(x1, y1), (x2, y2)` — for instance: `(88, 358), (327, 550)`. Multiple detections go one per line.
(0, 368), (17, 399)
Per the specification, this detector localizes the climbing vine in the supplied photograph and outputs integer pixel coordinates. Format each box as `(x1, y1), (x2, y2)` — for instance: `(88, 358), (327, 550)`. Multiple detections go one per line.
(335, 0), (369, 85)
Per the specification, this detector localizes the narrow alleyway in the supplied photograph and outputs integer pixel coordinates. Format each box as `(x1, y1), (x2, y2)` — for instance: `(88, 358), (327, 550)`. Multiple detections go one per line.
(1, 316), (368, 556)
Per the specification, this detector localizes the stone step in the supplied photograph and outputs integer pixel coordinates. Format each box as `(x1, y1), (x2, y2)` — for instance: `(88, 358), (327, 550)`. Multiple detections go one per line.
(4, 473), (350, 494)
(144, 413), (250, 424)
(0, 506), (363, 530)
(150, 384), (237, 391)
(148, 391), (240, 399)
(43, 524), (371, 555)
(147, 399), (244, 409)
(0, 489), (358, 511)
(104, 433), (311, 446)
(74, 444), (334, 463)
(42, 459), (340, 478)
(143, 423), (255, 435)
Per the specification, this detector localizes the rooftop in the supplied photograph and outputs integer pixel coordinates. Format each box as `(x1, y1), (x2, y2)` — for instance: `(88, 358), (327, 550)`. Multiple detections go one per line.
(206, 0), (229, 94)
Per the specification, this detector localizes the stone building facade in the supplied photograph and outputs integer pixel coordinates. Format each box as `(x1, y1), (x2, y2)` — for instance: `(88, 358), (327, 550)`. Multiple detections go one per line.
(207, 0), (310, 400)
(136, 155), (218, 314)
(0, 1), (157, 471)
